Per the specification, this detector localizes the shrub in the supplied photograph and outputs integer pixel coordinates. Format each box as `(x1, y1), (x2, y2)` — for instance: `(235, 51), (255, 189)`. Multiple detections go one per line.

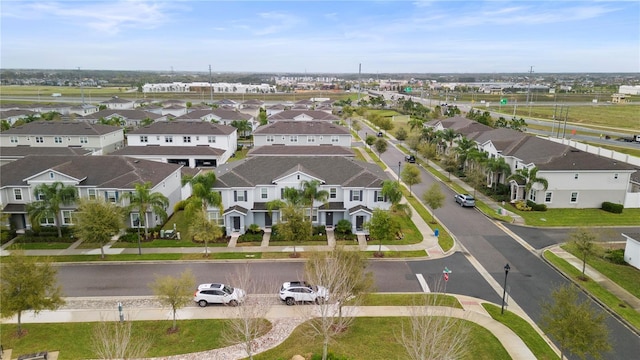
(1, 228), (17, 244)
(526, 200), (547, 212)
(312, 225), (326, 236)
(238, 232), (263, 243)
(173, 200), (187, 212)
(395, 127), (407, 141)
(603, 249), (626, 265)
(270, 224), (284, 241)
(514, 200), (532, 211)
(335, 219), (352, 235)
(602, 201), (623, 214)
(247, 223), (263, 234)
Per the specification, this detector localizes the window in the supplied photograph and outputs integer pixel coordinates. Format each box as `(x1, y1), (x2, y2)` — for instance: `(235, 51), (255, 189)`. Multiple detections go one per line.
(183, 136), (191, 143)
(350, 190), (362, 201)
(49, 172), (54, 179)
(570, 192), (578, 203)
(54, 136), (63, 143)
(331, 136), (339, 143)
(165, 136), (173, 143)
(131, 213), (142, 228)
(208, 136), (216, 143)
(80, 136), (88, 144)
(614, 173), (618, 179)
(529, 191), (536, 202)
(35, 136), (44, 143)
(574, 174), (579, 179)
(375, 190), (384, 202)
(156, 136), (160, 141)
(307, 136), (315, 143)
(40, 214), (55, 226)
(37, 191), (46, 200)
(106, 191), (118, 203)
(14, 189), (23, 200)
(10, 136), (18, 143)
(261, 187), (268, 199)
(195, 136), (199, 141)
(140, 136), (148, 143)
(208, 211), (224, 226)
(305, 208), (319, 222)
(62, 210), (75, 225)
(88, 189), (97, 200)
(545, 192), (552, 203)
(330, 188), (337, 199)
(234, 190), (247, 202)
(266, 135), (275, 143)
(289, 135), (298, 143)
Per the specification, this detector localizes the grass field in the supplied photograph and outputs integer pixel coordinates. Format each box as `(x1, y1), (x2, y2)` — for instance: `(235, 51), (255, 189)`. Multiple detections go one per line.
(508, 207), (640, 227)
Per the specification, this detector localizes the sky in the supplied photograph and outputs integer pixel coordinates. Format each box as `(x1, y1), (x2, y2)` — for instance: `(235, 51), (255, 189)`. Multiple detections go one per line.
(1, 0), (639, 73)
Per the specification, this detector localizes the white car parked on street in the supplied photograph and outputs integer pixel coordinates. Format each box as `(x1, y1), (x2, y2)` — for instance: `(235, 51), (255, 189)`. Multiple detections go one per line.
(194, 283), (246, 307)
(279, 281), (329, 305)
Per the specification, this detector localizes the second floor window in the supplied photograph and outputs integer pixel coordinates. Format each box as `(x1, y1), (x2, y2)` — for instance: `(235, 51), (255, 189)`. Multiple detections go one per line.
(234, 190), (247, 202)
(140, 136), (148, 143)
(62, 210), (75, 225)
(350, 190), (362, 201)
(331, 136), (339, 143)
(307, 136), (315, 143)
(183, 136), (191, 143)
(261, 188), (268, 199)
(35, 136), (44, 143)
(106, 191), (118, 203)
(208, 136), (216, 143)
(330, 188), (337, 199)
(54, 136), (63, 143)
(289, 135), (298, 143)
(266, 135), (274, 142)
(80, 137), (88, 144)
(10, 136), (18, 143)
(165, 136), (173, 143)
(14, 188), (22, 200)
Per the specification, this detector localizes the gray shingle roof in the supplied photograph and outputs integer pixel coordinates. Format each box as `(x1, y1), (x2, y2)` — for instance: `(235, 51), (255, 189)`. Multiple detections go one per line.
(254, 121), (349, 135)
(268, 110), (339, 121)
(213, 156), (389, 188)
(173, 110), (216, 120)
(0, 121), (122, 135)
(128, 121), (236, 135)
(101, 97), (133, 104)
(0, 146), (92, 158)
(0, 155), (181, 189)
(211, 108), (252, 121)
(536, 148), (637, 171)
(82, 109), (163, 120)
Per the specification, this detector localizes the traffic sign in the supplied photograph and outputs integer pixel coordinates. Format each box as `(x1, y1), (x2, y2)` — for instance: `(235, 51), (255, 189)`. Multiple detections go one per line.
(500, 98), (508, 105)
(444, 273), (449, 282)
(405, 87), (412, 93)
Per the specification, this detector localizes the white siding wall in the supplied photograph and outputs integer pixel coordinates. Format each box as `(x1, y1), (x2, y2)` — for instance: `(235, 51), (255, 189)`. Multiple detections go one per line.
(538, 171), (630, 208)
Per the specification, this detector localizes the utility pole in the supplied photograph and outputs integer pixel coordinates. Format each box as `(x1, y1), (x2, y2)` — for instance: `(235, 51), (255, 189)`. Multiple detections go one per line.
(526, 66), (534, 117)
(78, 67), (85, 105)
(209, 65), (213, 104)
(357, 63), (362, 104)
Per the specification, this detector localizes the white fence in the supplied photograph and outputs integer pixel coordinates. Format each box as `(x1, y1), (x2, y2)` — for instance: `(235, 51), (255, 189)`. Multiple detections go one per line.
(545, 137), (640, 167)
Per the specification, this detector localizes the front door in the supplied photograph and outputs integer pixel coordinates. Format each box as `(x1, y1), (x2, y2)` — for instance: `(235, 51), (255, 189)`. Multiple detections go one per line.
(265, 213), (272, 227)
(233, 216), (241, 232)
(356, 216), (364, 231)
(326, 212), (333, 226)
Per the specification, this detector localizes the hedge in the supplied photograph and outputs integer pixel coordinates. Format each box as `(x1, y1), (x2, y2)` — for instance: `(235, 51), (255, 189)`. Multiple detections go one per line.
(602, 201), (623, 214)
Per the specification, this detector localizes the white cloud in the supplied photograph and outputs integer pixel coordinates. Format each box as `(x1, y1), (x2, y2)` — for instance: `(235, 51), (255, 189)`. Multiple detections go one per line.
(254, 11), (304, 35)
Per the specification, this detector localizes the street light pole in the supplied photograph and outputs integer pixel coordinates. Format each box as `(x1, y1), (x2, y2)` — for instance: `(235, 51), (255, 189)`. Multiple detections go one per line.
(501, 263), (511, 314)
(136, 215), (142, 256)
(398, 161), (401, 185)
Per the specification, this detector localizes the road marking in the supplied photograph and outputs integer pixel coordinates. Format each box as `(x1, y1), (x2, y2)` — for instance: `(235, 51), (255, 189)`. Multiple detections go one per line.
(416, 273), (430, 293)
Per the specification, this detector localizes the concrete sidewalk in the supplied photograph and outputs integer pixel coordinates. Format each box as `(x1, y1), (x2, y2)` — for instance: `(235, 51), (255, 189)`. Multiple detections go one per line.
(1, 294), (540, 360)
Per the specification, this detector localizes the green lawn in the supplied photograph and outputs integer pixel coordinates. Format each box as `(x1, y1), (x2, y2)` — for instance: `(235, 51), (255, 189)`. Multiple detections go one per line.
(7, 242), (72, 250)
(483, 303), (559, 360)
(561, 243), (640, 299)
(543, 251), (640, 331)
(1, 319), (270, 360)
(400, 187), (454, 252)
(357, 293), (462, 308)
(510, 207), (640, 227)
(253, 317), (510, 360)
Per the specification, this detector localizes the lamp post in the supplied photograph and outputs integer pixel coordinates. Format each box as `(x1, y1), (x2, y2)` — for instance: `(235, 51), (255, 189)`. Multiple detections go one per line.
(501, 263), (511, 314)
(398, 161), (401, 185)
(136, 215), (142, 256)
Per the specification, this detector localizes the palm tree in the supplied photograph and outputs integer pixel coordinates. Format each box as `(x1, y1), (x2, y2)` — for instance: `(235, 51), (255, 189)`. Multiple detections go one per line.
(182, 172), (223, 217)
(231, 119), (252, 139)
(381, 180), (412, 217)
(408, 117), (424, 133)
(27, 182), (77, 238)
(485, 157), (512, 191)
(301, 180), (329, 223)
(454, 137), (476, 171)
(121, 182), (169, 239)
(266, 186), (308, 257)
(507, 167), (548, 201)
(466, 148), (488, 172)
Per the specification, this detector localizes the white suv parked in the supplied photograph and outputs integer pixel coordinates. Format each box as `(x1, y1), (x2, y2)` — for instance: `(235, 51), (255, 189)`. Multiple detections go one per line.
(194, 283), (246, 307)
(279, 281), (329, 305)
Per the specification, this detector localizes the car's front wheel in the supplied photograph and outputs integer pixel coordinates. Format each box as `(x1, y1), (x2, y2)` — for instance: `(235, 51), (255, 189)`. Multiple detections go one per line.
(198, 300), (208, 307)
(285, 297), (295, 306)
(228, 300), (239, 307)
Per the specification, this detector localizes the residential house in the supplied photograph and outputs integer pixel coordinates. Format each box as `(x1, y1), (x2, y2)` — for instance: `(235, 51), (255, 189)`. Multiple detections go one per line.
(252, 121), (351, 147)
(83, 109), (165, 128)
(266, 104), (287, 117)
(69, 104), (99, 117)
(162, 104), (187, 117)
(426, 117), (638, 208)
(0, 121), (125, 154)
(267, 110), (340, 123)
(117, 121), (237, 167)
(0, 155), (182, 232)
(0, 109), (40, 126)
(212, 156), (391, 234)
(101, 96), (135, 110)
